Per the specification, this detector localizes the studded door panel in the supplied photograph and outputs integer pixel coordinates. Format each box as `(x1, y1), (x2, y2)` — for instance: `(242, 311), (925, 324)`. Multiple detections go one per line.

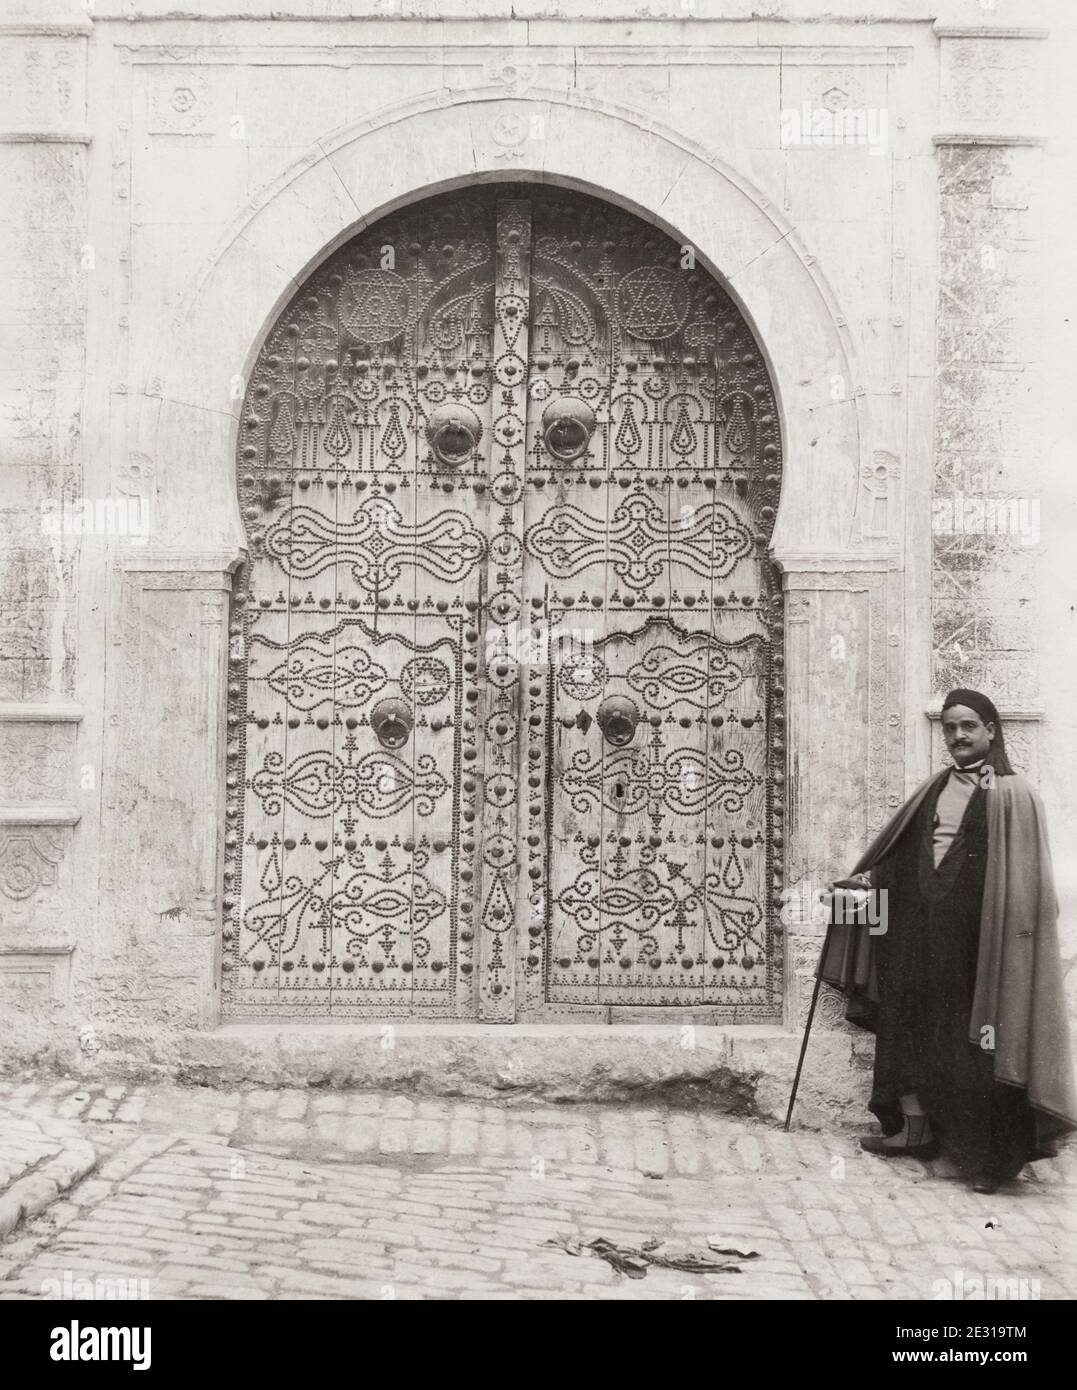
(225, 193), (497, 1018)
(516, 190), (783, 1018)
(224, 185), (784, 1022)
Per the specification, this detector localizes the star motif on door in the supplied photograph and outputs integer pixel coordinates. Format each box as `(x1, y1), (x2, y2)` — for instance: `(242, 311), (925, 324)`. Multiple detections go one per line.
(338, 270), (411, 343)
(615, 265), (690, 340)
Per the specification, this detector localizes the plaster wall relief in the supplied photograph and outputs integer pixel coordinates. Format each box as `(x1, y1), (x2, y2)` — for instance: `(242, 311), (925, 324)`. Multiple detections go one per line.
(0, 723), (73, 806)
(0, 945), (74, 1004)
(855, 451), (902, 546)
(0, 29), (87, 132)
(938, 34), (1046, 139)
(145, 68), (216, 137)
(933, 25), (1048, 784)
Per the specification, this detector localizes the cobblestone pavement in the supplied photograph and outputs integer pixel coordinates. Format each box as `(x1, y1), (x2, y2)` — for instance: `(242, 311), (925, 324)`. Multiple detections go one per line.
(0, 1103), (96, 1240)
(0, 1076), (1073, 1300)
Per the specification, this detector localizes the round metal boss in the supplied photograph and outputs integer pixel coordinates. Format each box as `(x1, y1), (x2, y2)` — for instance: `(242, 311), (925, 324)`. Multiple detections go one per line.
(370, 697), (413, 749)
(596, 695), (640, 747)
(425, 402), (483, 467)
(541, 397), (596, 462)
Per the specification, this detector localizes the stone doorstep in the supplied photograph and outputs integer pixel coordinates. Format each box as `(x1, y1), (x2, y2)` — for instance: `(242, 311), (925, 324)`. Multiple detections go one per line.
(159, 1022), (864, 1127)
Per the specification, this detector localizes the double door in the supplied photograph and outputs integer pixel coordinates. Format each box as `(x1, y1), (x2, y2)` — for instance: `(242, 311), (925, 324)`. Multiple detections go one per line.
(222, 184), (784, 1021)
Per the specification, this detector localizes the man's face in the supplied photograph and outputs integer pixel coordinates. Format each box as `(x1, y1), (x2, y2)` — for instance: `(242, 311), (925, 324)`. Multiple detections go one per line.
(942, 705), (995, 767)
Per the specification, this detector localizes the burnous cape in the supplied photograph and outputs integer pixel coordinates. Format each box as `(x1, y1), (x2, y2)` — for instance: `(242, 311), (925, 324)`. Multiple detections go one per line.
(819, 770), (1077, 1148)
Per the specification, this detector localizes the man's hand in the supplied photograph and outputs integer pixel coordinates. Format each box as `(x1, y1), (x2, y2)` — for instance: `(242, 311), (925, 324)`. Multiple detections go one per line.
(817, 874), (872, 916)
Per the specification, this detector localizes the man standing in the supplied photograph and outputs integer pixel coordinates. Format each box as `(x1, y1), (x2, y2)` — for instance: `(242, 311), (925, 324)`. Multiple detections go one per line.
(819, 689), (1077, 1193)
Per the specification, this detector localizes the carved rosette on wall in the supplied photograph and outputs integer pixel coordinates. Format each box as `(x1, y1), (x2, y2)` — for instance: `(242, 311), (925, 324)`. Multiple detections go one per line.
(0, 828), (65, 903)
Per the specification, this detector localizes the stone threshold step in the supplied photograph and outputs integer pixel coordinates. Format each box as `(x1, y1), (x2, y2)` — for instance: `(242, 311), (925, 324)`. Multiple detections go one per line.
(157, 1022), (868, 1128)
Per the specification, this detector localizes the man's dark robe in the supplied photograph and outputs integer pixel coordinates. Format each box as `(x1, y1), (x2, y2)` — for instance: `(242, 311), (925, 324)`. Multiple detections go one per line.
(819, 770), (1077, 1178)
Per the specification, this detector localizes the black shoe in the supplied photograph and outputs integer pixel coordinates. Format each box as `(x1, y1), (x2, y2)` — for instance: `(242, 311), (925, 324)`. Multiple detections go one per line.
(970, 1175), (1000, 1194)
(859, 1114), (939, 1160)
(859, 1134), (940, 1160)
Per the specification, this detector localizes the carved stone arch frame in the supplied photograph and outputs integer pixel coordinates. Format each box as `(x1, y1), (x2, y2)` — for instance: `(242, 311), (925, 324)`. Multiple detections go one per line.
(133, 90), (896, 1029)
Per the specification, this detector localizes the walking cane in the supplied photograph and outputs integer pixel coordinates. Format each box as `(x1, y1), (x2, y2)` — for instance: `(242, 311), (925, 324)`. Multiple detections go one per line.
(783, 878), (868, 1132)
(783, 940), (829, 1131)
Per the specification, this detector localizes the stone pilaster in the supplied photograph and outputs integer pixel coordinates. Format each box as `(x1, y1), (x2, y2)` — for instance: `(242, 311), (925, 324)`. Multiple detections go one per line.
(96, 550), (242, 1031)
(931, 21), (1049, 770)
(777, 557), (904, 1031)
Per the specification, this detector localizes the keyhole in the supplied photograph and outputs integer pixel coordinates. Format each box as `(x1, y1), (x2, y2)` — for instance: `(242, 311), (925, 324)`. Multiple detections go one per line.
(614, 782), (625, 800)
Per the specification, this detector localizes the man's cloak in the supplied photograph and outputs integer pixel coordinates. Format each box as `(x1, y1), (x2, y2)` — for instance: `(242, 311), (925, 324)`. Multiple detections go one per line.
(818, 770), (1077, 1144)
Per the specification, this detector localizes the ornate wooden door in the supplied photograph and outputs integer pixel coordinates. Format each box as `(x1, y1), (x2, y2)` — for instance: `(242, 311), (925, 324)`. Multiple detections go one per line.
(222, 185), (783, 1022)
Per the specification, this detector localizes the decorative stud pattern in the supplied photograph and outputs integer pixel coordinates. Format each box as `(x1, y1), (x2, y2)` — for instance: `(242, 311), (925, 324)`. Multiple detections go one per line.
(513, 191), (784, 1017)
(225, 184), (783, 1021)
(476, 199), (531, 1019)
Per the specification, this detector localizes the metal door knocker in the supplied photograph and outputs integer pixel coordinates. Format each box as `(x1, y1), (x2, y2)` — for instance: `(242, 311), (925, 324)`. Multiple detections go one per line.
(542, 397), (596, 462)
(425, 403), (483, 467)
(597, 696), (639, 748)
(371, 698), (413, 749)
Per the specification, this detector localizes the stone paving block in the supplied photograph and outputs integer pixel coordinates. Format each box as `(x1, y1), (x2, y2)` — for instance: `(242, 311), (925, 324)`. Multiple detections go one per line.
(415, 1100), (453, 1121)
(561, 1129), (599, 1164)
(43, 1082), (80, 1099)
(598, 1133), (635, 1169)
(55, 1095), (92, 1120)
(377, 1120), (411, 1154)
(341, 1094), (390, 1116)
(340, 1117), (378, 1153)
(275, 1092), (310, 1121)
(803, 1207), (842, 1236)
(382, 1096), (415, 1119)
(478, 1123), (508, 1156)
(95, 1135), (177, 1182)
(633, 1122), (670, 1175)
(309, 1094), (349, 1114)
(311, 1114), (345, 1148)
(247, 1116), (309, 1147)
(448, 1118), (479, 1156)
(412, 1121), (447, 1154)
